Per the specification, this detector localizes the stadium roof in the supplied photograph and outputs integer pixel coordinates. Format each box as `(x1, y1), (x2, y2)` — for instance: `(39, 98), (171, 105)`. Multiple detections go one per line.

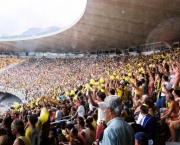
(0, 0), (180, 53)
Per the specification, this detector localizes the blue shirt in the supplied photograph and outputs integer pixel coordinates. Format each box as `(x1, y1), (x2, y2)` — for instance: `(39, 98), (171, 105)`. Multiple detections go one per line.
(140, 114), (156, 140)
(99, 117), (134, 145)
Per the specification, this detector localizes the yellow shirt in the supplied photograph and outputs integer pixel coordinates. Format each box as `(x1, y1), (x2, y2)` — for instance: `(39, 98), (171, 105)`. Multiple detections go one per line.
(156, 80), (162, 98)
(35, 120), (42, 131)
(18, 136), (31, 145)
(92, 120), (97, 131)
(25, 122), (41, 141)
(116, 88), (123, 98)
(166, 101), (171, 108)
(123, 86), (128, 100)
(25, 127), (32, 140)
(132, 88), (135, 97)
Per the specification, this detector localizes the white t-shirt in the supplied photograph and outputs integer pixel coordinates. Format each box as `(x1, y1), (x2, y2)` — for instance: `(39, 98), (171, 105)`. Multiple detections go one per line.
(88, 100), (93, 111)
(161, 82), (172, 96)
(77, 105), (85, 117)
(97, 102), (105, 125)
(136, 112), (143, 124)
(170, 74), (175, 85)
(55, 110), (62, 121)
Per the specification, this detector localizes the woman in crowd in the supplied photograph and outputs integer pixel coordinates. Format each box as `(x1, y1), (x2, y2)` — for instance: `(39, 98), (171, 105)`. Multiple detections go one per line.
(0, 50), (178, 145)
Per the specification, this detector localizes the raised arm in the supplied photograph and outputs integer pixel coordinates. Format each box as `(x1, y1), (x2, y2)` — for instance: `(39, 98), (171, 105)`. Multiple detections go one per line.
(87, 89), (98, 107)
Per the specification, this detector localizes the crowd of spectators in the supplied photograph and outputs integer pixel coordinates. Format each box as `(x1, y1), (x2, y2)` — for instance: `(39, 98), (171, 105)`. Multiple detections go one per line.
(0, 57), (20, 69)
(0, 50), (178, 145)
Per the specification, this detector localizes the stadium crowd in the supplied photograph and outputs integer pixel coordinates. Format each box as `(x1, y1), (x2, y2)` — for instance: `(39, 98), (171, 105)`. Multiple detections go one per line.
(0, 50), (178, 145)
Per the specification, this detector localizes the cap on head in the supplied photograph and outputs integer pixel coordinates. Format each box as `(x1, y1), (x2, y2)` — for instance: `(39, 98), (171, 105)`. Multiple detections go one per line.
(135, 132), (148, 144)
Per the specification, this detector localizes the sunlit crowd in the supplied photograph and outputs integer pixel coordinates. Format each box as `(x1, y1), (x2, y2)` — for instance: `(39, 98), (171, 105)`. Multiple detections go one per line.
(0, 50), (178, 145)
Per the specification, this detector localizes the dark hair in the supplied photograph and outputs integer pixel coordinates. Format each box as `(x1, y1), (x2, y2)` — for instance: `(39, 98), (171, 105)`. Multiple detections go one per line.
(124, 115), (135, 123)
(28, 114), (38, 127)
(135, 94), (140, 99)
(123, 100), (129, 106)
(162, 75), (168, 82)
(156, 72), (162, 79)
(50, 127), (58, 137)
(164, 63), (169, 72)
(71, 128), (78, 137)
(3, 117), (13, 129)
(87, 117), (93, 123)
(78, 86), (83, 91)
(97, 92), (106, 101)
(92, 113), (97, 121)
(173, 89), (180, 97)
(0, 135), (13, 145)
(77, 92), (82, 97)
(84, 115), (87, 120)
(136, 80), (142, 87)
(140, 105), (149, 114)
(78, 120), (85, 127)
(131, 124), (145, 134)
(139, 73), (145, 77)
(0, 128), (7, 136)
(141, 79), (145, 84)
(47, 104), (51, 107)
(77, 116), (84, 122)
(144, 98), (154, 108)
(12, 119), (25, 134)
(85, 118), (95, 132)
(109, 88), (115, 95)
(66, 122), (74, 129)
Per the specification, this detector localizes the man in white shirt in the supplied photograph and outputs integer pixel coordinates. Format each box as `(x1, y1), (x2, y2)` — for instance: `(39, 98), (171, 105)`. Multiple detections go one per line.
(87, 90), (106, 139)
(88, 99), (94, 112)
(77, 102), (85, 117)
(87, 90), (106, 125)
(55, 106), (62, 121)
(169, 68), (175, 86)
(72, 101), (85, 119)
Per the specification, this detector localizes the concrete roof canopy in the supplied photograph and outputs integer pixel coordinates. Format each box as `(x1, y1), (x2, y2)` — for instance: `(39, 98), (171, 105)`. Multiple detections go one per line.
(0, 0), (180, 53)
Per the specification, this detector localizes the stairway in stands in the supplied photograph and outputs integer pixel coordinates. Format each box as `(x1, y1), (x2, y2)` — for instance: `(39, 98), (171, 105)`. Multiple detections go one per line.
(0, 59), (26, 74)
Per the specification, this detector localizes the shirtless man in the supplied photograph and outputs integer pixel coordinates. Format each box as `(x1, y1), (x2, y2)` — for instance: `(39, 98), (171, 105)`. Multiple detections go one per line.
(161, 93), (180, 120)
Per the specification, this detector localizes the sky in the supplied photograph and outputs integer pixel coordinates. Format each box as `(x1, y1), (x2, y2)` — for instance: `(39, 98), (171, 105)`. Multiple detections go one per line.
(0, 0), (86, 36)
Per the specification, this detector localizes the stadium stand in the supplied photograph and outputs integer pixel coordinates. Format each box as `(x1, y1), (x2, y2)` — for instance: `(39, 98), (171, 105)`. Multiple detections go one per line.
(0, 49), (178, 144)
